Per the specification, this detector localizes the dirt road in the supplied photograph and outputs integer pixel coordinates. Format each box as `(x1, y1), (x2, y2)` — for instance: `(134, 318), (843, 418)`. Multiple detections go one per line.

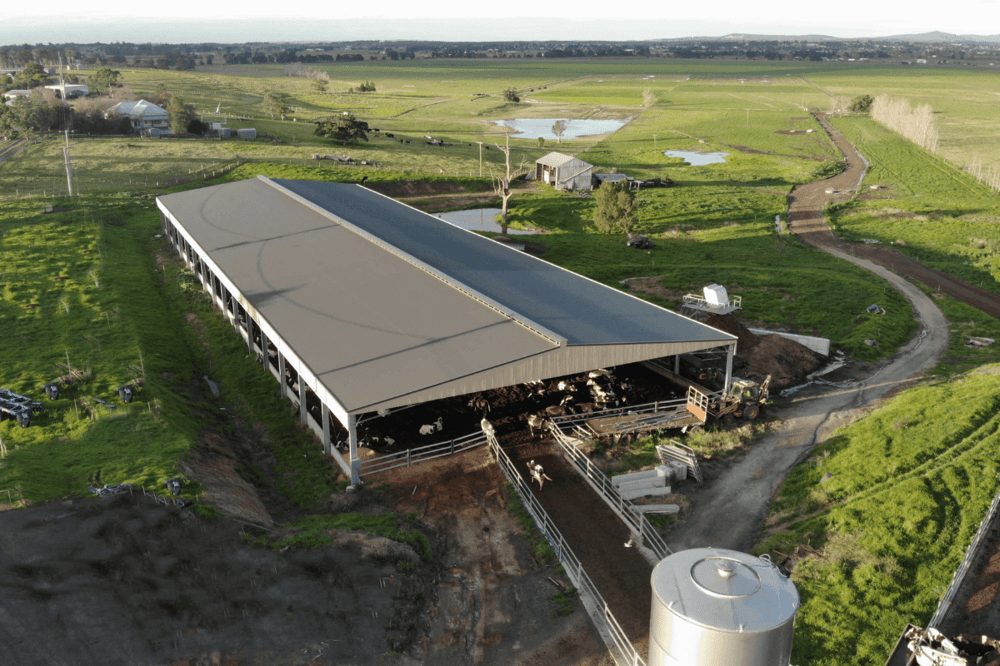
(667, 113), (956, 553)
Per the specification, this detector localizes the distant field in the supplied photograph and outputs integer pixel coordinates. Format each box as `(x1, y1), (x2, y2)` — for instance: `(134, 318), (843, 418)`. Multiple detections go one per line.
(808, 67), (1000, 175)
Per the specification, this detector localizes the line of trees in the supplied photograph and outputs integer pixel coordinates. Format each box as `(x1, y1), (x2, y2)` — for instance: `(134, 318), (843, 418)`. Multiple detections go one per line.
(870, 94), (939, 153)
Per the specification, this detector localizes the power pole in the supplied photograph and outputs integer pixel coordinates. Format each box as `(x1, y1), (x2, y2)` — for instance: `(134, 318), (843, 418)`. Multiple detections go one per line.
(63, 130), (74, 197)
(476, 141), (484, 177)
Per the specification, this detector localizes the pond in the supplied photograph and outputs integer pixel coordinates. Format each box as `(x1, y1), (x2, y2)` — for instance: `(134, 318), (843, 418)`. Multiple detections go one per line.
(434, 208), (536, 235)
(663, 150), (729, 166)
(491, 118), (628, 141)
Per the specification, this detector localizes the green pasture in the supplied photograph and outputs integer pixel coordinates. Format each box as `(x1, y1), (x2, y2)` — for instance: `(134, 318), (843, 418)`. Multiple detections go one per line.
(0, 197), (191, 502)
(826, 115), (1000, 294)
(0, 194), (345, 508)
(502, 186), (915, 359)
(757, 364), (1000, 666)
(808, 67), (1000, 173)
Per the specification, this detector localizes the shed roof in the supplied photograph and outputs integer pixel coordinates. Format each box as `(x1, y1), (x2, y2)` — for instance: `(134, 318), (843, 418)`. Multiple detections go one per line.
(536, 151), (589, 168)
(157, 177), (734, 416)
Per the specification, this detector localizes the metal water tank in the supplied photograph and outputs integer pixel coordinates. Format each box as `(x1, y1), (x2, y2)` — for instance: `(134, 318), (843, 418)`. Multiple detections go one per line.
(649, 548), (799, 666)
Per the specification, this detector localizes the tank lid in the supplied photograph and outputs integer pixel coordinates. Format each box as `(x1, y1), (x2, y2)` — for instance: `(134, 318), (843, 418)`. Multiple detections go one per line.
(691, 556), (760, 598)
(651, 547), (799, 633)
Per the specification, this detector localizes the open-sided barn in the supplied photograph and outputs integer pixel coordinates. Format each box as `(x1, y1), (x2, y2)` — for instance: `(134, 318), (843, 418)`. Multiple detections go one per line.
(156, 176), (736, 483)
(535, 152), (595, 191)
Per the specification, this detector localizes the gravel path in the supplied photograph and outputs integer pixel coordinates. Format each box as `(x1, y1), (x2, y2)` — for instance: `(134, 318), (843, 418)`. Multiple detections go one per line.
(667, 112), (954, 553)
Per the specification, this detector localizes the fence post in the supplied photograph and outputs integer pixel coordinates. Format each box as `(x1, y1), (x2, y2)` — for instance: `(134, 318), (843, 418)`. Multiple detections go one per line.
(406, 448), (411, 468)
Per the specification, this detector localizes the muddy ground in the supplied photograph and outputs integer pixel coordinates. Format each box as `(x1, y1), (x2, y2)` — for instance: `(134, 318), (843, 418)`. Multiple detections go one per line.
(0, 418), (612, 666)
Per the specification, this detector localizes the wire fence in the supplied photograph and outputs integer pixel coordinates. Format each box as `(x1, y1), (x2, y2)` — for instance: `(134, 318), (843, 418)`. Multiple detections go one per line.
(548, 423), (671, 561)
(486, 430), (646, 666)
(928, 486), (1000, 628)
(0, 150), (246, 200)
(357, 430), (488, 477)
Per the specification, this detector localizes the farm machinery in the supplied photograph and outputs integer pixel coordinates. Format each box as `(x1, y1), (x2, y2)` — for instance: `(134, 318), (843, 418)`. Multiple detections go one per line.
(710, 375), (771, 426)
(643, 360), (771, 427)
(0, 388), (45, 428)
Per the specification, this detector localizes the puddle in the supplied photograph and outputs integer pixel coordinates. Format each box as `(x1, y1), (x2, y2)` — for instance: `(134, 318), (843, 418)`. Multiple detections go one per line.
(664, 150), (729, 166)
(491, 118), (628, 141)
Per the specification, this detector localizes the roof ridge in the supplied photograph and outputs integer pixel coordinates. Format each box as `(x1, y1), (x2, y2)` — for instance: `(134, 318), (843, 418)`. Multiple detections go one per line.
(259, 176), (567, 349)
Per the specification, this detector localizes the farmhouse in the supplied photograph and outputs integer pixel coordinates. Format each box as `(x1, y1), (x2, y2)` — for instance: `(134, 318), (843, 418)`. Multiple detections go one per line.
(156, 177), (736, 484)
(535, 151), (595, 190)
(107, 99), (170, 134)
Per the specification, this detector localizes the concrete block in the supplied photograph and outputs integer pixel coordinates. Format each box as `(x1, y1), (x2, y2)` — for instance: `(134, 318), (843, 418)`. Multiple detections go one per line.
(621, 485), (672, 501)
(611, 465), (668, 487)
(634, 504), (680, 514)
(618, 476), (667, 496)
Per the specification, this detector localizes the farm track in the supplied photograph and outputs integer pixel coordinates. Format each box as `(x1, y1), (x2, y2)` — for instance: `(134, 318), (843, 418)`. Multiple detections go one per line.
(666, 112), (959, 555)
(792, 113), (1000, 320)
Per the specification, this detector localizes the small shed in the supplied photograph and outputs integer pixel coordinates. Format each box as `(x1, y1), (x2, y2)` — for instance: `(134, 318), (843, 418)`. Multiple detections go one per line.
(593, 173), (629, 188)
(2, 89), (32, 102)
(535, 152), (595, 191)
(45, 83), (89, 99)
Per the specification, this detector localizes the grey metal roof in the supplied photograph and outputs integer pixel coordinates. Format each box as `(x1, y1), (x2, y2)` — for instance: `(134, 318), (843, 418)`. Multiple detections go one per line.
(157, 176), (735, 415)
(535, 151), (587, 168)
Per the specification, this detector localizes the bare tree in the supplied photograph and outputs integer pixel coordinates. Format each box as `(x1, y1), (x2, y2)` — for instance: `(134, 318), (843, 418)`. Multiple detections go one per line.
(489, 129), (528, 234)
(552, 119), (567, 144)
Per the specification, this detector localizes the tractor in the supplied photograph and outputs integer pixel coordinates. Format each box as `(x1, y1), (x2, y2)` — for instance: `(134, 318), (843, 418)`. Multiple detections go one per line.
(712, 375), (771, 427)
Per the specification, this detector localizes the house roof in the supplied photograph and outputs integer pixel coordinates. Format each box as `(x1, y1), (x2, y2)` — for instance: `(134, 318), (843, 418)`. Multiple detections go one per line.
(157, 177), (735, 416)
(536, 151), (590, 168)
(108, 99), (168, 120)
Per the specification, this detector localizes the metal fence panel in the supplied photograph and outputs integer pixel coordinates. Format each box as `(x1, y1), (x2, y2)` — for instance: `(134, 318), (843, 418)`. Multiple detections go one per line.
(488, 432), (646, 666)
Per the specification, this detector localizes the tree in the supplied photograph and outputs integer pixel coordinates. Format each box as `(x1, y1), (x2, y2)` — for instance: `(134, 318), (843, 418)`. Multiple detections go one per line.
(537, 137), (545, 147)
(90, 67), (122, 95)
(186, 118), (209, 135)
(314, 113), (369, 145)
(166, 95), (195, 134)
(502, 87), (520, 103)
(593, 181), (638, 236)
(552, 119), (567, 144)
(312, 79), (327, 93)
(11, 62), (48, 89)
(489, 130), (528, 233)
(849, 94), (874, 114)
(262, 90), (290, 119)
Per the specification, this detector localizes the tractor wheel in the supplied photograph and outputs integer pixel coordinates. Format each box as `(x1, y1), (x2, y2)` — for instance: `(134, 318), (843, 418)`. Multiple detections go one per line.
(721, 413), (736, 428)
(744, 404), (760, 421)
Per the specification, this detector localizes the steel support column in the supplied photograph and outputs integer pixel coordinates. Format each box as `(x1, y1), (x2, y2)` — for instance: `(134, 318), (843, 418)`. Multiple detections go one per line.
(259, 328), (269, 372)
(724, 343), (735, 394)
(347, 414), (360, 485)
(298, 373), (307, 425)
(277, 352), (287, 399)
(321, 403), (332, 455)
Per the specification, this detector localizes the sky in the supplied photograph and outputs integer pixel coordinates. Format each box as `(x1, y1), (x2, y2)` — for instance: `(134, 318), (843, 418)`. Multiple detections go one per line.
(1, 1), (998, 45)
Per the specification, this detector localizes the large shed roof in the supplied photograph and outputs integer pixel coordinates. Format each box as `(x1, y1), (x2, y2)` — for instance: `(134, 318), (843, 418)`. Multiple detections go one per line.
(157, 177), (735, 416)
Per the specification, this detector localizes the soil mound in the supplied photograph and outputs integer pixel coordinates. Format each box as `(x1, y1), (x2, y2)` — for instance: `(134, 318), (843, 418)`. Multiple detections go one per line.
(702, 314), (824, 389)
(739, 334), (825, 389)
(705, 313), (761, 351)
